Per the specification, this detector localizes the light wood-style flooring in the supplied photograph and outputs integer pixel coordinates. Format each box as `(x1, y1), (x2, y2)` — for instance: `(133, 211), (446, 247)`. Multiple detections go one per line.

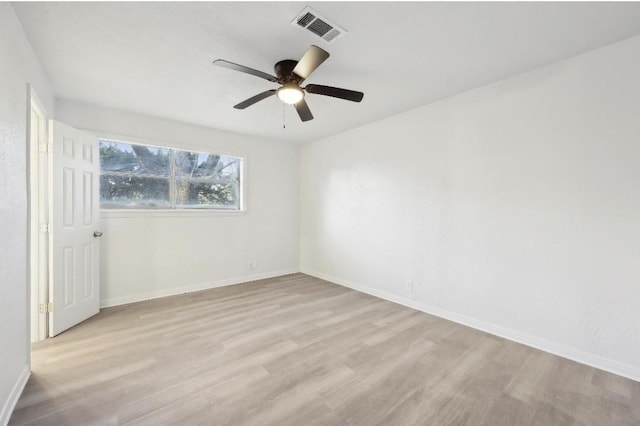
(10, 273), (640, 425)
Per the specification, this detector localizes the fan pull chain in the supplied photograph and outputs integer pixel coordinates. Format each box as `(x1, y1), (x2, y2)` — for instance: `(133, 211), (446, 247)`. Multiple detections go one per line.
(282, 103), (286, 129)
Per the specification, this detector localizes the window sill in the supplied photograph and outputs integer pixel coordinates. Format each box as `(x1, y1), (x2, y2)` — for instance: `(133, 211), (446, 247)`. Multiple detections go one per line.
(100, 209), (247, 219)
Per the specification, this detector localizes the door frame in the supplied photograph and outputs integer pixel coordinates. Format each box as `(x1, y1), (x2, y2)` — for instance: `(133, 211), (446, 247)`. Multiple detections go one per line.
(27, 85), (50, 342)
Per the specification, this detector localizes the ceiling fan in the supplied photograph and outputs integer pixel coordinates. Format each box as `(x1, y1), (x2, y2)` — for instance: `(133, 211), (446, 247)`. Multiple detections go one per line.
(213, 45), (363, 122)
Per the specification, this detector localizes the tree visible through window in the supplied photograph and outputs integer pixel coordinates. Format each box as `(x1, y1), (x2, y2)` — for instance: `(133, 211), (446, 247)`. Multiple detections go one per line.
(99, 139), (242, 210)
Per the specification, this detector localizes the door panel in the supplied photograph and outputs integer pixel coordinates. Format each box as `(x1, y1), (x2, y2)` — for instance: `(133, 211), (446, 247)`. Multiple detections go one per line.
(50, 120), (100, 336)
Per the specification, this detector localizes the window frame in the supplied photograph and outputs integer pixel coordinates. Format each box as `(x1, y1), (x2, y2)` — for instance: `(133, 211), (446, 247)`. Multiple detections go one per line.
(97, 133), (247, 217)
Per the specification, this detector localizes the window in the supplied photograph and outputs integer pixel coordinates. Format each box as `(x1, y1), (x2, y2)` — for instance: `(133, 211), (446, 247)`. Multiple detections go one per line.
(99, 139), (243, 210)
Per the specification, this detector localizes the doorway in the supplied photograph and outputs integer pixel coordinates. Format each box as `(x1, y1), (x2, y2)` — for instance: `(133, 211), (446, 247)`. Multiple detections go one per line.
(28, 93), (101, 342)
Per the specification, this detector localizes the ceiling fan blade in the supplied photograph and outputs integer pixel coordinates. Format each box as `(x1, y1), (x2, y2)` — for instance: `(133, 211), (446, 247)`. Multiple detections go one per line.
(305, 84), (364, 102)
(234, 90), (277, 109)
(294, 99), (314, 122)
(292, 46), (330, 81)
(213, 59), (278, 83)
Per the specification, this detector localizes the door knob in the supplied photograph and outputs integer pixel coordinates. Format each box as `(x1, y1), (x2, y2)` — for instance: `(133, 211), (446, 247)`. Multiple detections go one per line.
(93, 231), (103, 238)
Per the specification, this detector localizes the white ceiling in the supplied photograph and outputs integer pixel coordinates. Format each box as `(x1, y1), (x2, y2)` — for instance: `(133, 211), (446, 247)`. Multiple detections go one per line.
(13, 2), (640, 143)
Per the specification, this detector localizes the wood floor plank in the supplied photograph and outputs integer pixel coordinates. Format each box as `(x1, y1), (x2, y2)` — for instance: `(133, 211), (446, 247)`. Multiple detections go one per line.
(10, 273), (639, 425)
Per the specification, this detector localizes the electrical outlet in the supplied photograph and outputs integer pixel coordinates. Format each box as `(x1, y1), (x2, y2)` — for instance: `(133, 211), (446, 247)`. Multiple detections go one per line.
(406, 280), (413, 293)
(248, 260), (257, 270)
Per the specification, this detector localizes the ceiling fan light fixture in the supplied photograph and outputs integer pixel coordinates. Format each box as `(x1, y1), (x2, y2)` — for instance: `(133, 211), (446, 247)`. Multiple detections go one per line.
(276, 84), (304, 104)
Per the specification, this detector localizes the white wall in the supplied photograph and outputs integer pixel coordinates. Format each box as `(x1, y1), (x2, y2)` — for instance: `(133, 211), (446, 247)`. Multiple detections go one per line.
(55, 100), (299, 307)
(0, 4), (55, 424)
(301, 35), (640, 380)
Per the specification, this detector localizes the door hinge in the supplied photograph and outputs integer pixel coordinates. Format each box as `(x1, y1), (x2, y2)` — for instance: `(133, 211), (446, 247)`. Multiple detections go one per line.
(39, 143), (52, 153)
(39, 303), (53, 314)
(39, 223), (52, 234)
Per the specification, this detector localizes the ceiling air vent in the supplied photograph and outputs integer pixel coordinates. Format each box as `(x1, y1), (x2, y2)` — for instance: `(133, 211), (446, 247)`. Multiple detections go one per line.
(292, 7), (346, 43)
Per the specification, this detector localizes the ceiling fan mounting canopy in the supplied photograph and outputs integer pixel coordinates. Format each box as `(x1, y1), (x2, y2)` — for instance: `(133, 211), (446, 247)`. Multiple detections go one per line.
(213, 45), (364, 123)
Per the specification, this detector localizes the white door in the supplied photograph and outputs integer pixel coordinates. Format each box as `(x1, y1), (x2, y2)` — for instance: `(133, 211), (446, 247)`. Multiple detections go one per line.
(49, 120), (101, 336)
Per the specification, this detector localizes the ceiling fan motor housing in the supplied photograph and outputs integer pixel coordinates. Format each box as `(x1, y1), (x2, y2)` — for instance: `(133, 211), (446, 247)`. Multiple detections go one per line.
(275, 60), (302, 83)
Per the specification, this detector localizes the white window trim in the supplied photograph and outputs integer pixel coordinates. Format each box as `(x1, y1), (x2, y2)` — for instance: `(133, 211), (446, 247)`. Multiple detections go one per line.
(101, 208), (247, 218)
(96, 132), (248, 217)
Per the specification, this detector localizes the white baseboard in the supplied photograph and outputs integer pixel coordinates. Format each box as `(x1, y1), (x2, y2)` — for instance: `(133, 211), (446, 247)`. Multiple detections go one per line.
(301, 267), (640, 383)
(100, 268), (299, 308)
(1, 366), (30, 426)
